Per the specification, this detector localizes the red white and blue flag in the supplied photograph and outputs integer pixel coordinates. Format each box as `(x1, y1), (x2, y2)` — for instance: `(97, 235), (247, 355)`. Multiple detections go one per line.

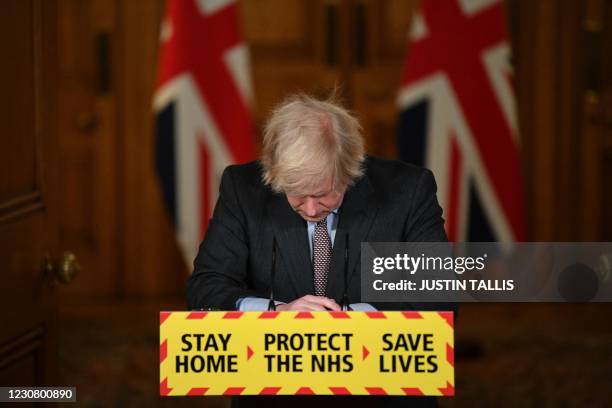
(397, 0), (525, 242)
(154, 0), (256, 265)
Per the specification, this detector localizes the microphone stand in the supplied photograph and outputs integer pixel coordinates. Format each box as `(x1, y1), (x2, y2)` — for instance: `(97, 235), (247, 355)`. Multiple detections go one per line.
(268, 237), (277, 311)
(340, 232), (350, 311)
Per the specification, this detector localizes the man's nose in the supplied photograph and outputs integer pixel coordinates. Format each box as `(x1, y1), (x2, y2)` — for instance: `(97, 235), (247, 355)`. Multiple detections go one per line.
(303, 198), (318, 216)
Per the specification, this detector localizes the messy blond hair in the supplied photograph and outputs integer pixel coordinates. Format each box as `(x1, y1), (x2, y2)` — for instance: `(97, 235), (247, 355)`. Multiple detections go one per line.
(261, 93), (365, 195)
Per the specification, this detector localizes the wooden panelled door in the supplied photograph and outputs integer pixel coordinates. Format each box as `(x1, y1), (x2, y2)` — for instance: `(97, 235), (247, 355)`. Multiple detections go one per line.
(240, 0), (418, 157)
(0, 0), (73, 386)
(57, 0), (119, 298)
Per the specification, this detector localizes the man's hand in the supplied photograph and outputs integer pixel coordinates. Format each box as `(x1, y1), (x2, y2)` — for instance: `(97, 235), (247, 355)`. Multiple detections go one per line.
(276, 295), (341, 311)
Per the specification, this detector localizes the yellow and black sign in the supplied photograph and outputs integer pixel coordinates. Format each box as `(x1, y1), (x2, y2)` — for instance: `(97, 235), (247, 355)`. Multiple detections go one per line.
(160, 311), (454, 396)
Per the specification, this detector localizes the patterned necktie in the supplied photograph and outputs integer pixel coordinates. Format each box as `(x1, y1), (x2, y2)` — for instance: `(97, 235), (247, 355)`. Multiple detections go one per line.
(313, 218), (331, 296)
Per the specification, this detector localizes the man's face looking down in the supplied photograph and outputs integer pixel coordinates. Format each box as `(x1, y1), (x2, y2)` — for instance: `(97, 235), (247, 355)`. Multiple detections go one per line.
(285, 177), (344, 222)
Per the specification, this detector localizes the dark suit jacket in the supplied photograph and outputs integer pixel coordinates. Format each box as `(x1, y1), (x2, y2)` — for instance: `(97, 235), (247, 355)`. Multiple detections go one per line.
(187, 155), (452, 311)
(186, 156), (452, 407)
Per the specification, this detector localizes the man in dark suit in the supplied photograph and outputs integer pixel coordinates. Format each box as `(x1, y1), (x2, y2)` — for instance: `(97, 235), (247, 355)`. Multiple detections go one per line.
(187, 93), (453, 407)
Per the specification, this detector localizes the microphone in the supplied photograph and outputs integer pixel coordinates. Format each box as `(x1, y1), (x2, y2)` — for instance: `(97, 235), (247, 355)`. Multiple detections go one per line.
(340, 232), (350, 311)
(268, 237), (277, 311)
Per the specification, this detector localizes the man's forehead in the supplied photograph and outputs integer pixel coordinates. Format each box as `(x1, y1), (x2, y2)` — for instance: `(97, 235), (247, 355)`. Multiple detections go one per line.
(303, 178), (334, 195)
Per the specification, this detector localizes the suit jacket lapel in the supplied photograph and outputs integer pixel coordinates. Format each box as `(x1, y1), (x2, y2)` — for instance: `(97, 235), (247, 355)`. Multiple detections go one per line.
(327, 175), (379, 302)
(265, 192), (314, 298)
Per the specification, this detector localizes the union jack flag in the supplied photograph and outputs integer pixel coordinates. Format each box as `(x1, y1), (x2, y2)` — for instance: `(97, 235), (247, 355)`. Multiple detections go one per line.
(397, 0), (525, 242)
(154, 0), (256, 265)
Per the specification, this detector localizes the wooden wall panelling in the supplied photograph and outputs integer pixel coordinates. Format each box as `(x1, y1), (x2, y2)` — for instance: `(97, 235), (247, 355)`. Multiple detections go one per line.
(243, 0), (415, 171)
(0, 0), (59, 385)
(372, 0), (421, 62)
(118, 0), (186, 297)
(602, 0), (612, 240)
(240, 0), (344, 140)
(510, 0), (612, 241)
(0, 327), (45, 386)
(580, 95), (604, 241)
(351, 0), (419, 159)
(511, 0), (558, 241)
(0, 2), (38, 205)
(57, 0), (119, 296)
(555, 1), (583, 241)
(604, 147), (612, 240)
(579, 0), (609, 240)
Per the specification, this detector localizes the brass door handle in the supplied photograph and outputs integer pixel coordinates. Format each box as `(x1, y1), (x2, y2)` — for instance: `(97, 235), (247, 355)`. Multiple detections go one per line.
(43, 252), (80, 285)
